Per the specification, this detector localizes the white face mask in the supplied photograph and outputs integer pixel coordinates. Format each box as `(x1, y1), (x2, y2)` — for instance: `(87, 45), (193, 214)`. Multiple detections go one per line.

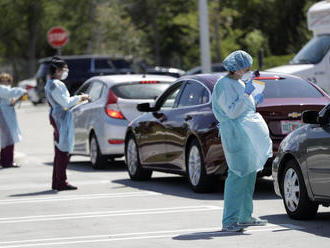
(241, 71), (252, 82)
(61, 69), (69, 80)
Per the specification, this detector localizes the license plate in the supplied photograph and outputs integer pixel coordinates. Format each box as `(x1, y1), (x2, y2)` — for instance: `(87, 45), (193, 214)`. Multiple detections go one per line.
(280, 120), (303, 135)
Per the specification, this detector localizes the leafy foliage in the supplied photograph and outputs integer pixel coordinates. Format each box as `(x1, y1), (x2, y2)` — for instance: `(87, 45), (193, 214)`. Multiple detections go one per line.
(0, 0), (321, 81)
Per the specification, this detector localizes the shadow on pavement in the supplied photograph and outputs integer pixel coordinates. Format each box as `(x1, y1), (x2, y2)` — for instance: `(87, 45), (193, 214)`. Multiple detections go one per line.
(43, 160), (127, 173)
(261, 213), (330, 238)
(10, 190), (57, 197)
(112, 175), (278, 200)
(173, 230), (248, 240)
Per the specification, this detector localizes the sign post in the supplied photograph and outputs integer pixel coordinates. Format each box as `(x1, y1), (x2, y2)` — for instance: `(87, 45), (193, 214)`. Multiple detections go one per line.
(47, 26), (69, 55)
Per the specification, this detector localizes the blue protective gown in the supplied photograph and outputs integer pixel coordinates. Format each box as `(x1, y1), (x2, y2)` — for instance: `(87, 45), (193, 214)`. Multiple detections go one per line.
(212, 74), (273, 227)
(212, 75), (273, 177)
(0, 85), (26, 149)
(44, 79), (82, 153)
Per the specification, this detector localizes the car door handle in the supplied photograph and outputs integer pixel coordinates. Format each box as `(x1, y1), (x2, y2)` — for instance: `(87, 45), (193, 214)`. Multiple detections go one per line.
(184, 115), (192, 121)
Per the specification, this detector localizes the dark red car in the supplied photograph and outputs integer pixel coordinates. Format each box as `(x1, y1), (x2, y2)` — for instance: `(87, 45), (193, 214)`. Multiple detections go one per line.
(124, 72), (330, 192)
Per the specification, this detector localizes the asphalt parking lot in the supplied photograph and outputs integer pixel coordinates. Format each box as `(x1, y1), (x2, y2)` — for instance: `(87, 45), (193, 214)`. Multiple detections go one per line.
(0, 102), (329, 248)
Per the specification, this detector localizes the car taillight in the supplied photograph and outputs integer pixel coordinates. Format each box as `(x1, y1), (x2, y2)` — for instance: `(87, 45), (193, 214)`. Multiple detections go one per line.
(26, 85), (34, 90)
(108, 139), (125, 144)
(254, 76), (280, 80)
(105, 90), (125, 119)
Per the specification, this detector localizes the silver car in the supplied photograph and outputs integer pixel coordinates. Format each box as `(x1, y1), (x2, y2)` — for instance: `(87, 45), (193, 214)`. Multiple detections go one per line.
(272, 104), (330, 219)
(70, 74), (176, 168)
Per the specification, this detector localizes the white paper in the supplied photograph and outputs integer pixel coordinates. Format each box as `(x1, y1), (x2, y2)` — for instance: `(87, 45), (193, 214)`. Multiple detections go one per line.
(251, 80), (265, 97)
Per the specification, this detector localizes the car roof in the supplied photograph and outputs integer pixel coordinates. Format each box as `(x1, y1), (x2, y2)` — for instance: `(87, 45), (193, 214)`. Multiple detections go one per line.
(179, 71), (316, 92)
(86, 74), (177, 84)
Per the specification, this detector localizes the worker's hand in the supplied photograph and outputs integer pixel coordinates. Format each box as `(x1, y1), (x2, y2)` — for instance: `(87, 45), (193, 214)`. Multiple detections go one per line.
(81, 94), (91, 102)
(10, 98), (15, 106)
(254, 93), (264, 105)
(244, 81), (255, 95)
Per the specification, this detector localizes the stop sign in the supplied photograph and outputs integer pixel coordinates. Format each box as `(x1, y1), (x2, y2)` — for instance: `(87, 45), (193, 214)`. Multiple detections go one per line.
(47, 26), (69, 49)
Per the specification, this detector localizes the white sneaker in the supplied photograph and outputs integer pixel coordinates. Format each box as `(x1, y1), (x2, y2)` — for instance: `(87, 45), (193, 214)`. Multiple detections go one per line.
(239, 217), (268, 226)
(221, 223), (245, 232)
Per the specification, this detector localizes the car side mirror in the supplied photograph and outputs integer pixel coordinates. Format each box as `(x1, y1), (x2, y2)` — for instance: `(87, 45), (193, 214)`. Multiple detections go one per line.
(137, 102), (159, 112)
(302, 110), (319, 124)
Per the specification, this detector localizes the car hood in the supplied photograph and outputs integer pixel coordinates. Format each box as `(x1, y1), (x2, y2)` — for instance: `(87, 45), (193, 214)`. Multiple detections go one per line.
(265, 64), (314, 74)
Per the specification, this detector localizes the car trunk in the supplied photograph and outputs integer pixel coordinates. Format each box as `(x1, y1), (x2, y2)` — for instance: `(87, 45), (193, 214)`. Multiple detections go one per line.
(257, 97), (329, 151)
(117, 98), (154, 122)
(110, 81), (172, 122)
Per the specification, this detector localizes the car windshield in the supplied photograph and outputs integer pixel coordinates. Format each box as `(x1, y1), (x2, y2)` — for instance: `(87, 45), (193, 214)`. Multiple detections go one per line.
(112, 82), (171, 99)
(263, 78), (323, 98)
(290, 35), (330, 64)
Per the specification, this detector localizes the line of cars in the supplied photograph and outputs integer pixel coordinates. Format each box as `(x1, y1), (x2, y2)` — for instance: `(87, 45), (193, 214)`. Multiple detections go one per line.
(22, 56), (330, 219)
(68, 69), (330, 220)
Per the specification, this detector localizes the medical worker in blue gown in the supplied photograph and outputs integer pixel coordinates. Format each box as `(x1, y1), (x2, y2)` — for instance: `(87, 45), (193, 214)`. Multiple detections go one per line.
(0, 73), (26, 168)
(45, 57), (89, 191)
(212, 50), (273, 232)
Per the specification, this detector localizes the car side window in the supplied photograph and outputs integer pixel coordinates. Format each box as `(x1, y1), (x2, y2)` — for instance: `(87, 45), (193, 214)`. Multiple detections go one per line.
(177, 81), (209, 107)
(95, 59), (113, 70)
(88, 81), (104, 102)
(159, 83), (184, 110)
(75, 82), (91, 95)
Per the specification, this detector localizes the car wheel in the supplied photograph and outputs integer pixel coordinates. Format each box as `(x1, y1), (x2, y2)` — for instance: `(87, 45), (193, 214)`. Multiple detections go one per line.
(281, 159), (319, 220)
(186, 139), (215, 193)
(89, 134), (107, 169)
(126, 134), (152, 180)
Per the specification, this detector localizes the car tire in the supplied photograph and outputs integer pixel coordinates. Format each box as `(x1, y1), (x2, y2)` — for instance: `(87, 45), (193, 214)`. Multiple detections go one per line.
(186, 139), (215, 193)
(281, 159), (319, 220)
(89, 134), (107, 169)
(125, 134), (152, 180)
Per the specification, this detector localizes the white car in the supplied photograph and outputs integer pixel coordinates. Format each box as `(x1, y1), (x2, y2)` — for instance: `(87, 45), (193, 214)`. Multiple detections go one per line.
(70, 74), (176, 168)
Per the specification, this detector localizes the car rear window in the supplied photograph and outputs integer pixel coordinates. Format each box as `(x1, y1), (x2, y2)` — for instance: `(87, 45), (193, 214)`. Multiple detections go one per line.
(263, 78), (323, 98)
(112, 82), (171, 99)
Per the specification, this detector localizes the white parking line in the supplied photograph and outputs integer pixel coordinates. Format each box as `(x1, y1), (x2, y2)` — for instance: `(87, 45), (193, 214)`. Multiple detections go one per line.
(0, 205), (220, 224)
(0, 192), (160, 204)
(0, 224), (304, 248)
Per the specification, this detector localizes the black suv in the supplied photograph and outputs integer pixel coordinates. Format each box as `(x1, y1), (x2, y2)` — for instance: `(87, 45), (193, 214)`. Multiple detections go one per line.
(35, 55), (134, 103)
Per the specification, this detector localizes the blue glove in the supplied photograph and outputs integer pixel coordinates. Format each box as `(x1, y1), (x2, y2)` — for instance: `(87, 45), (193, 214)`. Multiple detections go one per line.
(244, 81), (255, 95)
(254, 93), (264, 104)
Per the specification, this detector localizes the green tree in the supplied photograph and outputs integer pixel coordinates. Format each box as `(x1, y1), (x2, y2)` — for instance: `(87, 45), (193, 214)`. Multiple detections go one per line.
(122, 0), (197, 68)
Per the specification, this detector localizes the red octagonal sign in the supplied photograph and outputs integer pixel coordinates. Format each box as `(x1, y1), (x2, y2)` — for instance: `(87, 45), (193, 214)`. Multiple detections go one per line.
(47, 26), (69, 49)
